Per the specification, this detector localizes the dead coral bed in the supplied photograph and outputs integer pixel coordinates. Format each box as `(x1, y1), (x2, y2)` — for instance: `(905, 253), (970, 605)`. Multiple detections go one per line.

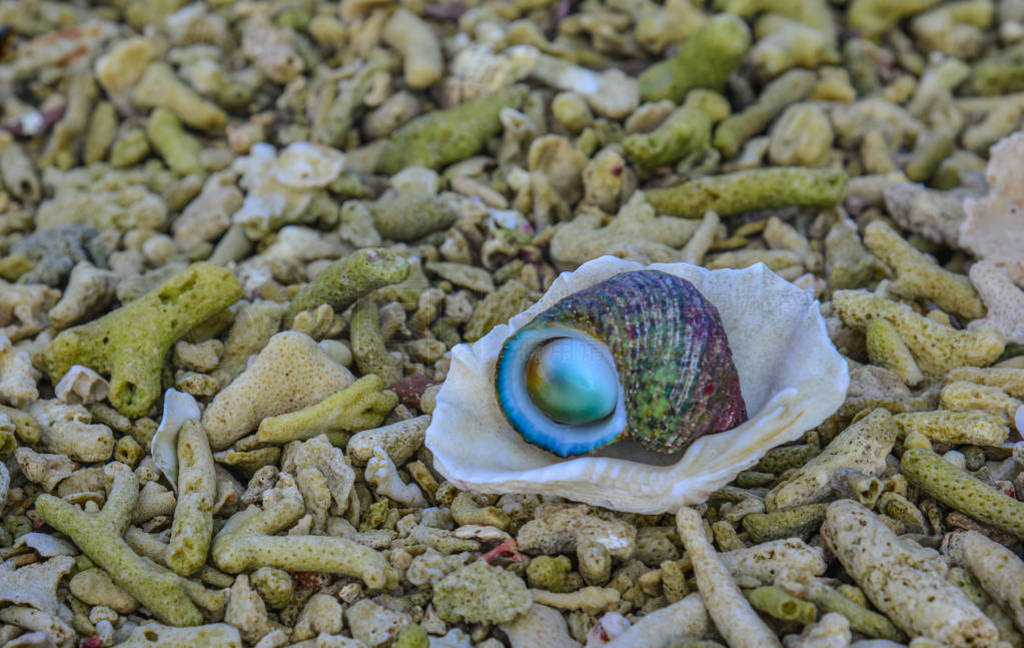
(0, 0), (1023, 646)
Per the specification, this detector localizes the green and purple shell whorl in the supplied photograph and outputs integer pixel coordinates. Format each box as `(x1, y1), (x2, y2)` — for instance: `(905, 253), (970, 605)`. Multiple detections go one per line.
(495, 270), (747, 457)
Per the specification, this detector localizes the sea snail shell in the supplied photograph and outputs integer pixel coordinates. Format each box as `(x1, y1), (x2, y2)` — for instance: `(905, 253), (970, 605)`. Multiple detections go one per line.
(495, 270), (747, 457)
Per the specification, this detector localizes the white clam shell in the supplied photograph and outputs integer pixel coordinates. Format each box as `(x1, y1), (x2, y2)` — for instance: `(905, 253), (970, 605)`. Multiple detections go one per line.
(425, 256), (849, 513)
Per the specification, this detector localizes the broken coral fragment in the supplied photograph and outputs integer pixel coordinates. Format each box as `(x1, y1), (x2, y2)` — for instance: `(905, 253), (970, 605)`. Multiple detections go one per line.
(35, 463), (203, 626)
(44, 263), (240, 417)
(0, 335), (39, 407)
(822, 499), (996, 645)
(432, 560), (532, 624)
(203, 331), (354, 450)
(645, 168), (847, 218)
(285, 248), (410, 327)
(959, 131), (1024, 286)
(211, 474), (394, 588)
(833, 289), (1004, 377)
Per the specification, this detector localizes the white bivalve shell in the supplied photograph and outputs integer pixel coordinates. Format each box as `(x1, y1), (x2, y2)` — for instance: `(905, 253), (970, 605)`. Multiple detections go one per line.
(425, 256), (848, 513)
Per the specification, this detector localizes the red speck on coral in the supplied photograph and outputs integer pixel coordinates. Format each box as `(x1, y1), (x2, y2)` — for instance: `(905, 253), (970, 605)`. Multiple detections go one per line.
(80, 637), (103, 648)
(480, 539), (528, 565)
(292, 571), (331, 591)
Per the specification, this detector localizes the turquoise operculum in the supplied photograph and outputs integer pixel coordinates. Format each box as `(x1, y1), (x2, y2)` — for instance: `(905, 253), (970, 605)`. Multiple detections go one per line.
(525, 337), (619, 424)
(495, 324), (627, 457)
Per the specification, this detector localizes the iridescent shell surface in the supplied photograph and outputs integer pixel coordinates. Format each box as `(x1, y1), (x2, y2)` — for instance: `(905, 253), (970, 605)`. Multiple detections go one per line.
(425, 256), (849, 514)
(495, 270), (746, 457)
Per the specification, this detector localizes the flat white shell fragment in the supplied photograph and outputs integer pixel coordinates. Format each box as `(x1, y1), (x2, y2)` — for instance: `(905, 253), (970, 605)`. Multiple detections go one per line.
(151, 389), (201, 491)
(425, 256), (849, 513)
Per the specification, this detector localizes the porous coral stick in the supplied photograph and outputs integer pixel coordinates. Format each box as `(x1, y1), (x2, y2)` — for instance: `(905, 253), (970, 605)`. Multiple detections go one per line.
(713, 69), (817, 159)
(948, 530), (1024, 631)
(638, 14), (751, 103)
(833, 289), (1004, 376)
(211, 477), (393, 588)
(43, 263), (242, 417)
(167, 421), (216, 576)
(765, 408), (896, 511)
(862, 220), (984, 320)
(900, 446), (1024, 538)
(676, 506), (783, 648)
(35, 463), (203, 626)
(376, 85), (527, 174)
(821, 499), (997, 646)
(645, 168), (847, 218)
(284, 248), (410, 327)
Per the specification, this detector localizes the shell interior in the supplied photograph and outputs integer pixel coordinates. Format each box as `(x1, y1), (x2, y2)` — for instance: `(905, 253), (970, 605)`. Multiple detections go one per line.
(496, 324), (628, 457)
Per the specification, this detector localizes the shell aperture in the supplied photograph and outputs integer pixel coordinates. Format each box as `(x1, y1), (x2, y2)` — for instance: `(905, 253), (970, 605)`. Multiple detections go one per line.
(495, 270), (747, 457)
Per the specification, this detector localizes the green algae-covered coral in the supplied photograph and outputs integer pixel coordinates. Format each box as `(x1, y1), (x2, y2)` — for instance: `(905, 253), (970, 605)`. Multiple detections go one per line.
(638, 14), (751, 103)
(645, 168), (847, 218)
(43, 263), (242, 418)
(285, 248), (410, 327)
(376, 85), (528, 174)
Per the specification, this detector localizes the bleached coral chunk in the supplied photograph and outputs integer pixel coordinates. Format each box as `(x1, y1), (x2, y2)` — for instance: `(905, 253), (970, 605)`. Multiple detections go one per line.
(365, 446), (426, 507)
(0, 335), (39, 406)
(960, 131), (1024, 286)
(54, 365), (109, 405)
(0, 556), (74, 614)
(968, 260), (1024, 344)
(0, 282), (58, 342)
(231, 143), (343, 239)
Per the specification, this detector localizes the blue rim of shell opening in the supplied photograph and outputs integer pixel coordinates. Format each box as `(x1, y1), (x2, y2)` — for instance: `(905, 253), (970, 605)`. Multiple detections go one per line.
(495, 323), (627, 457)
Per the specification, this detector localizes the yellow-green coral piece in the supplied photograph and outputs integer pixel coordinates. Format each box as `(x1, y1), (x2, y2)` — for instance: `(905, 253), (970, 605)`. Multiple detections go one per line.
(714, 70), (817, 159)
(947, 366), (1024, 398)
(624, 90), (730, 169)
(35, 463), (203, 626)
(376, 85), (528, 174)
(43, 263), (242, 418)
(847, 0), (940, 37)
(257, 375), (398, 445)
(901, 446), (1024, 539)
(740, 503), (828, 543)
(939, 381), (1022, 426)
(285, 248), (410, 327)
(526, 555), (573, 592)
(743, 586), (817, 624)
(866, 318), (924, 386)
(751, 16), (839, 79)
(432, 560), (532, 623)
(146, 108), (203, 176)
(369, 195), (457, 242)
(863, 221), (985, 320)
(768, 102), (835, 168)
(779, 574), (906, 641)
(638, 14), (751, 103)
(167, 421), (216, 576)
(350, 300), (403, 384)
(646, 168), (846, 218)
(893, 410), (1008, 446)
(833, 289), (1004, 377)
(714, 0), (836, 40)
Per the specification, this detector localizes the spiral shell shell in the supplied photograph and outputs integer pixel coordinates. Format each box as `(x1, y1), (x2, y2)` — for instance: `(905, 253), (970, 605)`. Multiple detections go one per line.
(495, 270), (746, 457)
